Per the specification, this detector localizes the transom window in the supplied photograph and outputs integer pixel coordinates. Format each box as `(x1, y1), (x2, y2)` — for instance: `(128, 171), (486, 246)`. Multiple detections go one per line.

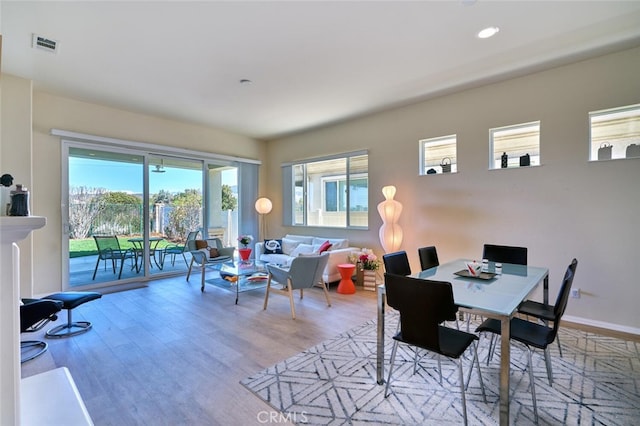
(589, 104), (640, 161)
(490, 121), (540, 169)
(420, 135), (457, 175)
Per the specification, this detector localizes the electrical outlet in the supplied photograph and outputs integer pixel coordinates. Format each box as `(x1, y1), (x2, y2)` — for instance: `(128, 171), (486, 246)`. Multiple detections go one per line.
(570, 288), (581, 299)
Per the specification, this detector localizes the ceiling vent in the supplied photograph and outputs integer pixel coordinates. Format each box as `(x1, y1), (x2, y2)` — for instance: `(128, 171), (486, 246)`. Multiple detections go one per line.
(32, 34), (58, 53)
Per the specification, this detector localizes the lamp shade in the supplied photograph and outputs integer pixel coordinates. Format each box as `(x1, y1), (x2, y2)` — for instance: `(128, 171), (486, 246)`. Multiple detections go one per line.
(255, 197), (273, 215)
(377, 186), (403, 253)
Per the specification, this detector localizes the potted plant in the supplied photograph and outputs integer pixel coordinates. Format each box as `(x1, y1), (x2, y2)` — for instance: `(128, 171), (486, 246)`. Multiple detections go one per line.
(349, 249), (380, 290)
(237, 234), (253, 261)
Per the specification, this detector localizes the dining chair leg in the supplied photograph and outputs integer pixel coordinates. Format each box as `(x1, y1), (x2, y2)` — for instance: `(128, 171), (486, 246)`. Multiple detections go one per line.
(384, 340), (399, 398)
(413, 348), (419, 375)
(556, 335), (563, 358)
(526, 348), (539, 423)
(457, 359), (468, 426)
(472, 342), (487, 402)
(544, 347), (553, 386)
(486, 333), (496, 365)
(437, 355), (443, 384)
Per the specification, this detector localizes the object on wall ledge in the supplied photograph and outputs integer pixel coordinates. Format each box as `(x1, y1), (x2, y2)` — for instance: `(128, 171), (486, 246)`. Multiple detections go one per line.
(9, 184), (30, 216)
(626, 143), (640, 158)
(501, 152), (508, 168)
(598, 143), (612, 160)
(0, 174), (13, 216)
(441, 157), (452, 173)
(519, 153), (530, 167)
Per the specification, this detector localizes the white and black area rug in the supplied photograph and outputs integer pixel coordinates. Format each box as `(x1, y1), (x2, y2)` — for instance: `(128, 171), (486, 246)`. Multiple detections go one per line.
(241, 313), (640, 425)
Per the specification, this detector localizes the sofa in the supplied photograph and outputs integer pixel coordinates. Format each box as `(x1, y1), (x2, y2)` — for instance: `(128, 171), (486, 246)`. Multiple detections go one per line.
(254, 234), (359, 284)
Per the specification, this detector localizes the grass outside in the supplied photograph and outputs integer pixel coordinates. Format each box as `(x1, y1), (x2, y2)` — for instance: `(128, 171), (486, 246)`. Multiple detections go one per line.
(69, 237), (173, 258)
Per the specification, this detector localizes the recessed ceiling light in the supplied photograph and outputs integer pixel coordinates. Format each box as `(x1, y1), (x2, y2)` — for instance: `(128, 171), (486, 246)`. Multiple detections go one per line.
(477, 26), (500, 39)
(239, 79), (252, 85)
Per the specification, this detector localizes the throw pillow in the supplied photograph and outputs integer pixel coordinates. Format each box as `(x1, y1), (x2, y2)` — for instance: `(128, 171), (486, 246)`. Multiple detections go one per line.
(263, 239), (283, 254)
(209, 247), (219, 258)
(290, 243), (315, 257)
(318, 240), (333, 254)
(195, 240), (208, 250)
(281, 238), (301, 255)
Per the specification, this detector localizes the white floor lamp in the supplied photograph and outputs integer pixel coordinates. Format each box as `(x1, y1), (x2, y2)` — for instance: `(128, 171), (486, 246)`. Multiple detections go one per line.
(377, 185), (403, 253)
(255, 197), (272, 241)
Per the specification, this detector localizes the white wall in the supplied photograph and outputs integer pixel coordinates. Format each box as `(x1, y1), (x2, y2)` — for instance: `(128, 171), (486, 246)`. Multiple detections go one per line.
(265, 46), (640, 332)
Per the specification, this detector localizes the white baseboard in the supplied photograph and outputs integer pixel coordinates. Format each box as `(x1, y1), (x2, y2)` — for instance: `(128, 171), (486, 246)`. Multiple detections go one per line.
(563, 314), (640, 336)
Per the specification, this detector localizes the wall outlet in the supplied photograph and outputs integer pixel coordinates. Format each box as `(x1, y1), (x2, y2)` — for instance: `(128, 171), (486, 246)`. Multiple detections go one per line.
(570, 288), (581, 299)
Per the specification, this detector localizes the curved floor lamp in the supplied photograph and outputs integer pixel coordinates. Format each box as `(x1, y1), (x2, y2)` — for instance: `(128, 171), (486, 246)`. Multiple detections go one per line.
(377, 185), (403, 253)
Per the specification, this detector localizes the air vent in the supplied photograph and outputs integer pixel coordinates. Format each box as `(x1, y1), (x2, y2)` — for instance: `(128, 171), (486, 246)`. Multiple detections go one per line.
(32, 34), (58, 53)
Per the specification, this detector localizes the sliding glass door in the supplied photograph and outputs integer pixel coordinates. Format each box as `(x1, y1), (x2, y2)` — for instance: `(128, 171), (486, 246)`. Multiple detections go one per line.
(66, 146), (144, 287)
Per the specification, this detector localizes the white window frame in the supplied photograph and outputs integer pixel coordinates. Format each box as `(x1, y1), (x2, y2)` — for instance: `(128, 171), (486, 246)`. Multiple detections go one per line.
(419, 134), (457, 175)
(489, 121), (541, 169)
(589, 103), (640, 161)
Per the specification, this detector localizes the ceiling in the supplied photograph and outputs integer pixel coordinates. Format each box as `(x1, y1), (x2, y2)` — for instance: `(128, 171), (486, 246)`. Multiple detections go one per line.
(2, 1), (640, 141)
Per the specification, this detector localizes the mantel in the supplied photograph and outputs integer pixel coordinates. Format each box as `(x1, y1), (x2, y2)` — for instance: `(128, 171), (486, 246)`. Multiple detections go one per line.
(0, 216), (46, 243)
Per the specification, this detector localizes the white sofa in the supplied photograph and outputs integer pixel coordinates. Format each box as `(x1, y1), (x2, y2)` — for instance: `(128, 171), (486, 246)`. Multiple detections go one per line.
(254, 234), (359, 284)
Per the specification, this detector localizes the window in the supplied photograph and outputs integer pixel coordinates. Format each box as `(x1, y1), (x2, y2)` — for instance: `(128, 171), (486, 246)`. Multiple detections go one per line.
(420, 135), (457, 175)
(589, 104), (640, 161)
(490, 121), (540, 169)
(285, 151), (368, 228)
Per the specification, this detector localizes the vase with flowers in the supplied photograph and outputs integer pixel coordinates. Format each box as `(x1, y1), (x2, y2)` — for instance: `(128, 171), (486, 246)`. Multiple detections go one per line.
(237, 234), (253, 261)
(349, 249), (380, 291)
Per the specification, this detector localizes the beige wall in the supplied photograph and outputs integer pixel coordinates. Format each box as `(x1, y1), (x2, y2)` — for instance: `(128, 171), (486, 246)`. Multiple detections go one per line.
(1, 81), (266, 296)
(2, 46), (639, 333)
(1, 74), (35, 297)
(265, 46), (640, 333)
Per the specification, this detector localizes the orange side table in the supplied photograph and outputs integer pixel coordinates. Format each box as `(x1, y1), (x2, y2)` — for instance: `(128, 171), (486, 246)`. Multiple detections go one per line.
(337, 263), (356, 294)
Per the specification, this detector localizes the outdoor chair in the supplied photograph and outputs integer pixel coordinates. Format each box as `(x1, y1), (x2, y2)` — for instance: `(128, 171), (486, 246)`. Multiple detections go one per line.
(263, 253), (331, 319)
(92, 235), (137, 280)
(162, 230), (199, 268)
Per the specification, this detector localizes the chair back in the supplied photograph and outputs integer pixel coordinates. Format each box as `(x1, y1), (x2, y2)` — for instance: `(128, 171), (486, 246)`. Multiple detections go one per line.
(384, 273), (457, 351)
(418, 246), (439, 271)
(186, 230), (200, 242)
(553, 258), (578, 322)
(482, 244), (528, 265)
(383, 251), (411, 276)
(94, 235), (122, 254)
(288, 253), (329, 290)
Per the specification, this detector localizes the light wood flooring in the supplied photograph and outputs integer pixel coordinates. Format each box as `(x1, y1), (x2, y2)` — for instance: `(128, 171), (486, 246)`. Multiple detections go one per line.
(21, 275), (379, 426)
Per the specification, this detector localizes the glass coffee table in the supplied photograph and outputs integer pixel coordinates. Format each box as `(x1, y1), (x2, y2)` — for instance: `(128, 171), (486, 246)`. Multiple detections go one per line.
(217, 260), (269, 304)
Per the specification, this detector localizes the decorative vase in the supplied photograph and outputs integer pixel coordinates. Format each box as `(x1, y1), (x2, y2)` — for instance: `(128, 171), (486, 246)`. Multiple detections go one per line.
(238, 247), (252, 261)
(362, 269), (377, 291)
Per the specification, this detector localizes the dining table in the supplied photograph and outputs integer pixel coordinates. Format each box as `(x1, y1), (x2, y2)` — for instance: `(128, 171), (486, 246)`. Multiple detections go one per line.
(376, 258), (549, 426)
(127, 236), (164, 271)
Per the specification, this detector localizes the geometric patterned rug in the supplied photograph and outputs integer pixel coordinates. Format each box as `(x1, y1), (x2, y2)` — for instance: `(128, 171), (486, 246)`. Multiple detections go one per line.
(241, 312), (640, 425)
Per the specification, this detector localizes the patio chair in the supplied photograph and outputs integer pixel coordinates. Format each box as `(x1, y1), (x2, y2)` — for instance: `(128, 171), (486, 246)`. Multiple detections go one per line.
(162, 230), (199, 268)
(92, 235), (136, 280)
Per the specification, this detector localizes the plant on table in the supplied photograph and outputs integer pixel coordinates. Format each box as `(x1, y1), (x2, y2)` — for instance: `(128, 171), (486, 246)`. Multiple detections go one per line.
(237, 234), (253, 248)
(349, 248), (380, 270)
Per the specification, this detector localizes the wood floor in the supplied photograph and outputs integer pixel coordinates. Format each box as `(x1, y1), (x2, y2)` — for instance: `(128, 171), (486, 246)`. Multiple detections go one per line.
(21, 274), (379, 426)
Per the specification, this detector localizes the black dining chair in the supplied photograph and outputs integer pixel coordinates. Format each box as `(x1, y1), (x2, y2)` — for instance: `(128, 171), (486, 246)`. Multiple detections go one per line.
(482, 243), (528, 265)
(382, 251), (411, 276)
(418, 245), (439, 271)
(475, 258), (578, 424)
(384, 273), (486, 426)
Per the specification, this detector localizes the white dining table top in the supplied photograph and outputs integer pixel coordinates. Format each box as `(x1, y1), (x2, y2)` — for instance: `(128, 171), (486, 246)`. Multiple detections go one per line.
(413, 258), (548, 317)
